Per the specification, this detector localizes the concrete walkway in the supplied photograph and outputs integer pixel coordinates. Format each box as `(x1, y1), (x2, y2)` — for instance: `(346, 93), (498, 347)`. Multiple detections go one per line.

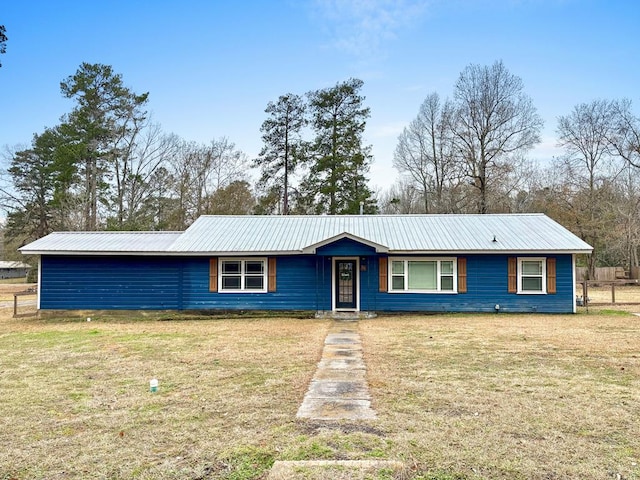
(296, 320), (376, 420)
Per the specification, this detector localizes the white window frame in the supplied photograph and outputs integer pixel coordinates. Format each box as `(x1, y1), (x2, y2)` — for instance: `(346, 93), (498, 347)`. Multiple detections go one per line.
(518, 257), (546, 294)
(388, 257), (457, 294)
(218, 257), (268, 293)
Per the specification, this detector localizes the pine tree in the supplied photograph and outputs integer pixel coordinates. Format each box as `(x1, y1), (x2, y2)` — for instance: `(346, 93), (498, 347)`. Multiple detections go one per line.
(304, 78), (376, 214)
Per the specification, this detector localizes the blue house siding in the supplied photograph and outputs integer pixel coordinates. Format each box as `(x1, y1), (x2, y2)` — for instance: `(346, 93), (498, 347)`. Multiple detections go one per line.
(40, 256), (183, 310)
(371, 254), (574, 313)
(180, 256), (331, 311)
(38, 252), (575, 313)
(40, 255), (334, 311)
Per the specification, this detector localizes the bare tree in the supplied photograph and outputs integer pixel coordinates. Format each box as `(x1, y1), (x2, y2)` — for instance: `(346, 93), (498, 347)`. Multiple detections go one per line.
(556, 99), (623, 277)
(451, 60), (543, 213)
(609, 98), (640, 169)
(557, 99), (618, 193)
(168, 138), (247, 229)
(393, 92), (459, 213)
(378, 177), (424, 214)
(109, 124), (180, 229)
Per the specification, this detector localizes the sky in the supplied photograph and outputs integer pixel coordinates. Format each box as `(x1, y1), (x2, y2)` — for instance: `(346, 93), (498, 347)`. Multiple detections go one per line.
(1, 0), (639, 191)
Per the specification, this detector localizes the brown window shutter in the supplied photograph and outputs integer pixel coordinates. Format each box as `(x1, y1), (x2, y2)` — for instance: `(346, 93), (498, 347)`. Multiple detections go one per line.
(268, 258), (277, 292)
(508, 257), (517, 293)
(547, 257), (556, 294)
(457, 257), (467, 293)
(209, 258), (218, 292)
(379, 257), (388, 292)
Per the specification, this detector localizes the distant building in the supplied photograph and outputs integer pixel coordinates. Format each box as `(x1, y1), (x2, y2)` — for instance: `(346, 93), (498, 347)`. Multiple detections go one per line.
(0, 261), (31, 279)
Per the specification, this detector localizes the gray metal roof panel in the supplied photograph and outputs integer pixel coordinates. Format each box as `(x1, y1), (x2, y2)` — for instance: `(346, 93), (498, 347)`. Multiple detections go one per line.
(0, 261), (31, 268)
(168, 214), (592, 253)
(19, 214), (593, 255)
(19, 231), (183, 254)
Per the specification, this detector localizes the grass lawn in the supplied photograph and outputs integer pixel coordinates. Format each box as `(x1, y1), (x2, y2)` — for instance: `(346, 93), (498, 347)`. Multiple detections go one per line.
(0, 306), (638, 479)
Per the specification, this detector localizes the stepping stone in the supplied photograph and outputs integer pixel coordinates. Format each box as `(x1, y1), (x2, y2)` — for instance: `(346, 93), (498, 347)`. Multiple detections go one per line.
(296, 398), (376, 420)
(317, 357), (365, 370)
(312, 368), (367, 382)
(323, 343), (363, 355)
(306, 380), (371, 399)
(325, 333), (360, 344)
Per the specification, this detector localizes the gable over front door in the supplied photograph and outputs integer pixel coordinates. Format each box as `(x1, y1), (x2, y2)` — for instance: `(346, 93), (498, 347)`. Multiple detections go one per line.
(333, 258), (359, 311)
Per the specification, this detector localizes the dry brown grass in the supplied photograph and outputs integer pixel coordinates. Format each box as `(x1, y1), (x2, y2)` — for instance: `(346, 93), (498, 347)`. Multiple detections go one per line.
(0, 312), (330, 479)
(361, 313), (640, 479)
(0, 307), (638, 479)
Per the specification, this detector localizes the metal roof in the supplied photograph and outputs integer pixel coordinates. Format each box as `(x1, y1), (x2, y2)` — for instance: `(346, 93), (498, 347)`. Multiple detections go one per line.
(19, 231), (183, 255)
(0, 261), (31, 269)
(19, 214), (593, 256)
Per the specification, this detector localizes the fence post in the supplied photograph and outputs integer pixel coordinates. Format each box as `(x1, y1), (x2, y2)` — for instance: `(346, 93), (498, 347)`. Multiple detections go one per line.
(611, 283), (616, 304)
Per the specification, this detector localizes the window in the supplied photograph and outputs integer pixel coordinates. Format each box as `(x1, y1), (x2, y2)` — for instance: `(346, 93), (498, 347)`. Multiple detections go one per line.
(518, 257), (546, 294)
(219, 258), (267, 293)
(389, 258), (456, 293)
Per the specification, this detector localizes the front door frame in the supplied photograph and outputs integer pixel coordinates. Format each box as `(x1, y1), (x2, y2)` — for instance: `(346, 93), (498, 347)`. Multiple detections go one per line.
(332, 257), (360, 311)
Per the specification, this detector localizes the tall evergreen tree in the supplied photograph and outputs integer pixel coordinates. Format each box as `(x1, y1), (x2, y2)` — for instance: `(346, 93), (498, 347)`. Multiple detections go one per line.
(4, 129), (63, 243)
(59, 62), (148, 230)
(254, 94), (306, 215)
(304, 78), (375, 214)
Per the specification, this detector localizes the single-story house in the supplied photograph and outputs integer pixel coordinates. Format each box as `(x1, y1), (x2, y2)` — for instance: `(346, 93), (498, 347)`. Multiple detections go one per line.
(0, 261), (31, 279)
(19, 214), (592, 314)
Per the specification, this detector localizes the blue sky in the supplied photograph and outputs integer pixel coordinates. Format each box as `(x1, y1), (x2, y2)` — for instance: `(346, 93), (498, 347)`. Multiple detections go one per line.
(1, 0), (638, 190)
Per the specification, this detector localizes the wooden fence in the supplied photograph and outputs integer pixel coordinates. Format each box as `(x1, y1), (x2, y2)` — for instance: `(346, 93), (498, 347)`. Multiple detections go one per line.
(576, 266), (638, 281)
(577, 279), (640, 306)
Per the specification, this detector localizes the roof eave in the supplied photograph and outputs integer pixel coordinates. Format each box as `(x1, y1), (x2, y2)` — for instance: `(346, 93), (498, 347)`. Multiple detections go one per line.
(301, 231), (389, 254)
(387, 249), (593, 255)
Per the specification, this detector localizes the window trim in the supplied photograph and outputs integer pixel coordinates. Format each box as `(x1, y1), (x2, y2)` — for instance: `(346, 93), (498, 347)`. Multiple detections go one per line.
(388, 257), (457, 294)
(517, 257), (546, 294)
(218, 257), (268, 293)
